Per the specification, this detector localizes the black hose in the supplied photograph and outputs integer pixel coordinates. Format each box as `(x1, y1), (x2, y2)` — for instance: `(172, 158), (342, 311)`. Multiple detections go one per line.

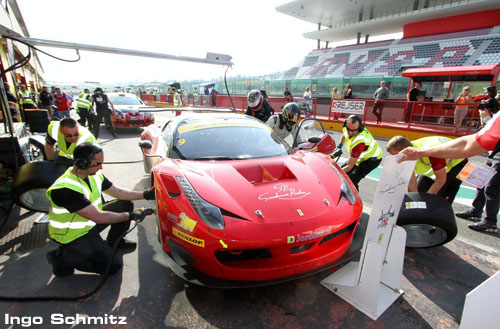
(0, 221), (139, 302)
(224, 65), (235, 111)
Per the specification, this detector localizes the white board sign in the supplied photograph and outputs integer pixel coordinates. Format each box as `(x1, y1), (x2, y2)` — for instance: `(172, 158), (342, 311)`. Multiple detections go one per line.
(331, 100), (366, 115)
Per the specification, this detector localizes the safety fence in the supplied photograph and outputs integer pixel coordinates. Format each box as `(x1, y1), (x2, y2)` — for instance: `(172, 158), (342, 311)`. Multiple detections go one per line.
(141, 93), (483, 135)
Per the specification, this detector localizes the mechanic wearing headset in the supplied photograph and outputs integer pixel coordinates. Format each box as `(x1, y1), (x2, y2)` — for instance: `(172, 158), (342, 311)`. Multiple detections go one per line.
(45, 117), (97, 166)
(334, 115), (383, 190)
(265, 102), (301, 140)
(46, 142), (156, 277)
(245, 89), (274, 123)
(386, 135), (467, 205)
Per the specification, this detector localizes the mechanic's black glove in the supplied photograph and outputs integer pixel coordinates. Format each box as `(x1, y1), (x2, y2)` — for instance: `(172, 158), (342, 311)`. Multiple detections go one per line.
(332, 148), (343, 158)
(128, 211), (146, 222)
(143, 187), (155, 200)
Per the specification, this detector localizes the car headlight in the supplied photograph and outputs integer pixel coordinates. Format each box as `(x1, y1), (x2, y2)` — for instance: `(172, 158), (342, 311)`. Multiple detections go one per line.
(329, 162), (357, 205)
(176, 176), (225, 229)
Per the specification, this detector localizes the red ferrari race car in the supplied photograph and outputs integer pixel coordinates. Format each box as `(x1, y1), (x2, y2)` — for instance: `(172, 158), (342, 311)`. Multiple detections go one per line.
(139, 113), (363, 287)
(108, 92), (155, 128)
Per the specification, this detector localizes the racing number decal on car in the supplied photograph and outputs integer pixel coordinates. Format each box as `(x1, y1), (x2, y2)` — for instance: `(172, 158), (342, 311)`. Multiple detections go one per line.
(172, 227), (205, 247)
(178, 139), (186, 146)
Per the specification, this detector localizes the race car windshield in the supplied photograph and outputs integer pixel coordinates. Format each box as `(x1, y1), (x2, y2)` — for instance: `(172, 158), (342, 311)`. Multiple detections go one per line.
(171, 122), (292, 160)
(109, 94), (143, 105)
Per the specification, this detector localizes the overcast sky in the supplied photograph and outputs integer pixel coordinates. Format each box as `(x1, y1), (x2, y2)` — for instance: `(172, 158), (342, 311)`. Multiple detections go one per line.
(16, 0), (319, 84)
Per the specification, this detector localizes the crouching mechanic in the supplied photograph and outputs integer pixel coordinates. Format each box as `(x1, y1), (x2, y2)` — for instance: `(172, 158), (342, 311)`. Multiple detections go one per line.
(46, 142), (156, 277)
(386, 135), (467, 204)
(335, 115), (382, 190)
(265, 102), (301, 140)
(45, 117), (96, 166)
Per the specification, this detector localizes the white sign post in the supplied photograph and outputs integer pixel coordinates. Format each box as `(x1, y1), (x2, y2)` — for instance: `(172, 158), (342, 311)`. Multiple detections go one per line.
(460, 270), (500, 329)
(321, 155), (416, 320)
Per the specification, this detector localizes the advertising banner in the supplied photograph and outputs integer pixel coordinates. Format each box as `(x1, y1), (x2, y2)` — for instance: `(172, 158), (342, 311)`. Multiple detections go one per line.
(331, 100), (365, 115)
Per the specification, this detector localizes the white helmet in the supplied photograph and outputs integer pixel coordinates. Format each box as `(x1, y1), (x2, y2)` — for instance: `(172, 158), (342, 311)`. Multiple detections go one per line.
(247, 89), (263, 110)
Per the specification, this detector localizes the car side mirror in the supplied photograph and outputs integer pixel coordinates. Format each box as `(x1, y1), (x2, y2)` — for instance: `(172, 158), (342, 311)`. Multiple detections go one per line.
(138, 140), (152, 150)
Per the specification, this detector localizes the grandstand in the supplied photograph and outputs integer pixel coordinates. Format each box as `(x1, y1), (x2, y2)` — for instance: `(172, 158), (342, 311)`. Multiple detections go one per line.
(281, 26), (500, 80)
(276, 1), (500, 90)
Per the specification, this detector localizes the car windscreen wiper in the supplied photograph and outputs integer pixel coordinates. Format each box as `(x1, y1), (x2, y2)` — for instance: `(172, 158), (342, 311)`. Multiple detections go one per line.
(192, 156), (235, 161)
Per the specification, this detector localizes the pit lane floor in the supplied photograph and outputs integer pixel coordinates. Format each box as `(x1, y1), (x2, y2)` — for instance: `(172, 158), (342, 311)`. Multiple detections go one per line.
(0, 111), (498, 329)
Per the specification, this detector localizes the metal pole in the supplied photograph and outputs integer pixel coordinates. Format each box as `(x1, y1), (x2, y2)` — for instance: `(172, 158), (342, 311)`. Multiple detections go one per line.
(0, 24), (233, 67)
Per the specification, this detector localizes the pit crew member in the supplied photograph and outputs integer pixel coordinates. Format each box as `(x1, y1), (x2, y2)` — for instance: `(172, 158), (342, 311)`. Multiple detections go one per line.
(46, 142), (155, 277)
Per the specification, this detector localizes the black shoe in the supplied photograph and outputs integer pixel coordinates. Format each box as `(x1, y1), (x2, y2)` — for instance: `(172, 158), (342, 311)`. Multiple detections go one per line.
(46, 249), (74, 277)
(112, 134), (118, 138)
(456, 209), (482, 221)
(468, 221), (498, 232)
(107, 239), (137, 252)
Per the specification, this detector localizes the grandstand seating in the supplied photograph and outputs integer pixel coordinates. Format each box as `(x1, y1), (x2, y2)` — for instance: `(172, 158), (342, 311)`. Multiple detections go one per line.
(282, 26), (500, 79)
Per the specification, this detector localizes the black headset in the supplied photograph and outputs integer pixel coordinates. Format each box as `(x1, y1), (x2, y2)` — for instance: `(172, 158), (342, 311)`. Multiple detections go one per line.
(74, 143), (103, 170)
(343, 115), (364, 132)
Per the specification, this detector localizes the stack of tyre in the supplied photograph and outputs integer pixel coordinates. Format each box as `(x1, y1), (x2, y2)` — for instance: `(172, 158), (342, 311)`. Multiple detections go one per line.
(24, 109), (50, 133)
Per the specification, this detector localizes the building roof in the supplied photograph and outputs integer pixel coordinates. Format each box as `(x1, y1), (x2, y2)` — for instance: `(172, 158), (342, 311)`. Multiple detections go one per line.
(276, 0), (500, 42)
(402, 65), (500, 78)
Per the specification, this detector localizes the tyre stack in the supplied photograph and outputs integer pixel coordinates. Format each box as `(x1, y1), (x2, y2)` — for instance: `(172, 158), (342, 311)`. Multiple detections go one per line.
(24, 109), (50, 133)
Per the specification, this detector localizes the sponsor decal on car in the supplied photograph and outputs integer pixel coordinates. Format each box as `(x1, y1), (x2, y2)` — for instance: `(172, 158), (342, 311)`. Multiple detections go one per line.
(172, 227), (205, 247)
(178, 122), (264, 134)
(258, 183), (311, 202)
(178, 212), (197, 232)
(166, 212), (197, 232)
(287, 226), (332, 244)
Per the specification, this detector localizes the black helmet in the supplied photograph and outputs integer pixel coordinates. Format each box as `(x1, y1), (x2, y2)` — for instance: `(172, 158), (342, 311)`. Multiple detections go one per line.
(247, 90), (263, 110)
(486, 86), (497, 94)
(282, 102), (301, 124)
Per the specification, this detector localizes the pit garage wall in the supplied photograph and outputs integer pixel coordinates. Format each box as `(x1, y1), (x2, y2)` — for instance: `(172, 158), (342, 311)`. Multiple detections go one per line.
(0, 4), (44, 92)
(403, 9), (500, 38)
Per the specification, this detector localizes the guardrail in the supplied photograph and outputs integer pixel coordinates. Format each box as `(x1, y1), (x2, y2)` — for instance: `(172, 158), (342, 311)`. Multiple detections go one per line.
(142, 94), (483, 135)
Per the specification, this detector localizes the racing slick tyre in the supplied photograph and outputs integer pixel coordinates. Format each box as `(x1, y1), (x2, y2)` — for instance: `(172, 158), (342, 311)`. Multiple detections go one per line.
(11, 161), (68, 213)
(397, 192), (457, 248)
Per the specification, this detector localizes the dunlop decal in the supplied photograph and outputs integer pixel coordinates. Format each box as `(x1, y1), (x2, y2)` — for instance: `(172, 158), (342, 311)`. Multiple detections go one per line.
(173, 227), (205, 247)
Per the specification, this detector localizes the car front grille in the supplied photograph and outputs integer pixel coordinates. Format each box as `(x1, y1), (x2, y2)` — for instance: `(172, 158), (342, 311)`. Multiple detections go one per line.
(215, 248), (272, 263)
(319, 221), (356, 245)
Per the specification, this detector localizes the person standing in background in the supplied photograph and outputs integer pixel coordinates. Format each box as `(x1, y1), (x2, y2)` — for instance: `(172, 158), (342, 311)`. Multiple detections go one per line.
(453, 86), (474, 132)
(372, 81), (389, 124)
(39, 86), (54, 118)
(331, 87), (341, 120)
(405, 82), (421, 122)
(91, 87), (117, 138)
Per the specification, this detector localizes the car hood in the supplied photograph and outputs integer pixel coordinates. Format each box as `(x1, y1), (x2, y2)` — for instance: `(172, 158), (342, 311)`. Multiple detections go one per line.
(115, 105), (152, 113)
(170, 152), (346, 223)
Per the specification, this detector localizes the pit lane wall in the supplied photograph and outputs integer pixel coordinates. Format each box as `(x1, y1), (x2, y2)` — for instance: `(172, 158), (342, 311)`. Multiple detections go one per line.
(142, 93), (482, 141)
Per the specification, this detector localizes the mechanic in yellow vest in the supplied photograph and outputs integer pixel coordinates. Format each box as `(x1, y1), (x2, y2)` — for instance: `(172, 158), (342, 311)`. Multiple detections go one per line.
(46, 142), (155, 277)
(45, 117), (96, 166)
(18, 84), (35, 109)
(76, 88), (93, 127)
(386, 135), (467, 204)
(335, 115), (383, 190)
(172, 87), (182, 107)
